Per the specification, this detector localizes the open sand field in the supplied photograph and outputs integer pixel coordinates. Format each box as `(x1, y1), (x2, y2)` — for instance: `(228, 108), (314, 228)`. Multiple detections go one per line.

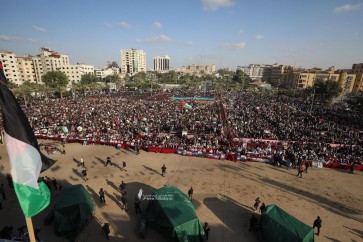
(0, 141), (362, 242)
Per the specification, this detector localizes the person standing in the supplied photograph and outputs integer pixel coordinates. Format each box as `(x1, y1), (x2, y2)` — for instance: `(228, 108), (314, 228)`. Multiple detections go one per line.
(349, 161), (355, 174)
(259, 202), (266, 214)
(249, 214), (257, 232)
(119, 181), (126, 192)
(51, 177), (58, 191)
(80, 156), (85, 167)
(313, 216), (322, 236)
(6, 174), (13, 188)
(297, 161), (304, 178)
(253, 197), (261, 211)
(161, 164), (166, 177)
(99, 188), (106, 203)
(0, 184), (5, 200)
(135, 144), (140, 155)
(102, 223), (110, 240)
(203, 222), (211, 240)
(188, 187), (194, 200)
(134, 196), (142, 214)
(121, 193), (128, 211)
(106, 156), (112, 166)
(122, 161), (127, 171)
(82, 169), (88, 181)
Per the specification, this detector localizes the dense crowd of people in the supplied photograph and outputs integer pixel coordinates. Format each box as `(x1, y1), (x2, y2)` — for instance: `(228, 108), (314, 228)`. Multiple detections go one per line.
(1, 89), (362, 165)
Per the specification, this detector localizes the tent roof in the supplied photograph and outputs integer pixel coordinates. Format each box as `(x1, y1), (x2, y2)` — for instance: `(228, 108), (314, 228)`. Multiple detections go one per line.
(57, 184), (94, 208)
(152, 186), (197, 227)
(262, 204), (314, 242)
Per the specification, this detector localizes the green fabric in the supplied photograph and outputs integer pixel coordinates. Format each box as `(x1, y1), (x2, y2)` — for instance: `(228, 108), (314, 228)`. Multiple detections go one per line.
(13, 181), (50, 218)
(54, 184), (95, 238)
(144, 186), (205, 242)
(260, 204), (315, 242)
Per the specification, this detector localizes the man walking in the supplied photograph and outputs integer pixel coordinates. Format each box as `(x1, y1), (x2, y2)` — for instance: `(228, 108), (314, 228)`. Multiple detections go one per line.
(122, 161), (127, 171)
(313, 216), (322, 236)
(161, 164), (166, 177)
(99, 188), (106, 203)
(188, 187), (194, 200)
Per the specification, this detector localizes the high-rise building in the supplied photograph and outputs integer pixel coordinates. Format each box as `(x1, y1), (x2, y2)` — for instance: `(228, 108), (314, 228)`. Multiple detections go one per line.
(120, 49), (146, 75)
(153, 55), (170, 72)
(0, 50), (21, 85)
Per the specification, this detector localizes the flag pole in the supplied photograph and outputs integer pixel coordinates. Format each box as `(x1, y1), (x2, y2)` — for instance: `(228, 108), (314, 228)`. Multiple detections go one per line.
(25, 217), (37, 242)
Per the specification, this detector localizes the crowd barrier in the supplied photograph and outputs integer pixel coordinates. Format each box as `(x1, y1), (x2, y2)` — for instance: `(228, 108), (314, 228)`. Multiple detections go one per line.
(36, 135), (362, 171)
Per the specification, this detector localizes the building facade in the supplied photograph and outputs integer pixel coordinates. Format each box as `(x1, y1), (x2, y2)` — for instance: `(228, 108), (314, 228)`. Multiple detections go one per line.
(16, 56), (36, 83)
(32, 47), (70, 83)
(0, 50), (21, 85)
(351, 63), (363, 92)
(120, 49), (146, 75)
(153, 55), (170, 72)
(58, 64), (94, 84)
(237, 64), (269, 80)
(177, 64), (216, 75)
(95, 67), (120, 79)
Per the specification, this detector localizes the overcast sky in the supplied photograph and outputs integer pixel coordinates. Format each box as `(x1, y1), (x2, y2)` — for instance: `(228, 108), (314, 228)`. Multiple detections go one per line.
(1, 0), (362, 70)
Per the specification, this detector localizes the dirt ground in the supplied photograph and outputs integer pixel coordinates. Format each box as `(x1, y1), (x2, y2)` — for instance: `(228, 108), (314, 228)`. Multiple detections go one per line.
(0, 141), (362, 242)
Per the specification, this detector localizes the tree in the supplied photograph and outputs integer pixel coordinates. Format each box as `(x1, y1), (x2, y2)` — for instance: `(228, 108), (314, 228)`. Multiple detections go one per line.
(13, 81), (37, 106)
(306, 79), (343, 104)
(133, 72), (146, 83)
(104, 73), (121, 84)
(42, 71), (69, 98)
(233, 69), (252, 88)
(80, 73), (99, 85)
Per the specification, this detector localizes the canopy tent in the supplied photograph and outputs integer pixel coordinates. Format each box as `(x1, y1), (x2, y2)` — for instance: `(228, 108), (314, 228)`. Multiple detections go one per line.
(54, 184), (95, 239)
(260, 204), (315, 242)
(143, 186), (205, 242)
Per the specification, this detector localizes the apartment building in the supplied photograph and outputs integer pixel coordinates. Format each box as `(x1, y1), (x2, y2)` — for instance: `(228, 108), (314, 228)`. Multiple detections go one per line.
(262, 64), (289, 86)
(351, 63), (363, 92)
(95, 67), (120, 79)
(281, 67), (357, 94)
(58, 64), (94, 84)
(0, 50), (21, 85)
(32, 47), (70, 83)
(16, 56), (36, 83)
(120, 49), (146, 75)
(177, 64), (216, 75)
(153, 55), (170, 72)
(237, 64), (269, 79)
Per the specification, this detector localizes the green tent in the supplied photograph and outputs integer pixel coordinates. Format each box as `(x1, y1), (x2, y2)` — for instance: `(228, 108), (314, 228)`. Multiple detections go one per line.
(260, 204), (315, 242)
(54, 184), (95, 239)
(144, 186), (205, 242)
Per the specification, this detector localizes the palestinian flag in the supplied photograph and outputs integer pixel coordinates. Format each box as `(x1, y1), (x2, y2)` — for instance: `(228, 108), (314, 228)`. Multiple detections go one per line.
(0, 61), (55, 218)
(181, 101), (192, 110)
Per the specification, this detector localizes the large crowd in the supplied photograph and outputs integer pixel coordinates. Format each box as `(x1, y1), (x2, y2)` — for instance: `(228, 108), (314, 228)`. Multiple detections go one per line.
(1, 89), (362, 165)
